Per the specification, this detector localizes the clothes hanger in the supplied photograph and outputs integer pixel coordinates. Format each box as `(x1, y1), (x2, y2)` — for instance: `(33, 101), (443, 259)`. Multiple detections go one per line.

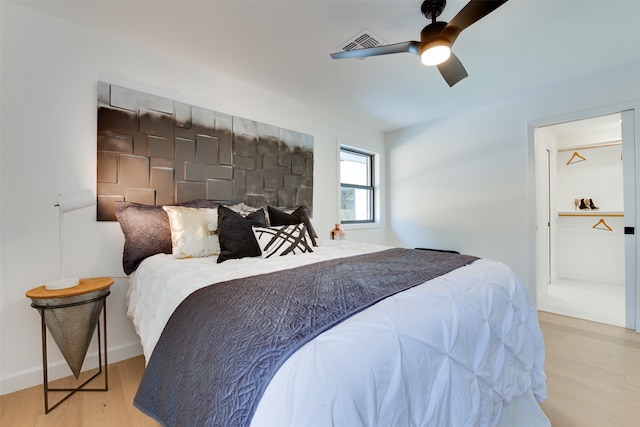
(566, 151), (586, 165)
(592, 218), (613, 232)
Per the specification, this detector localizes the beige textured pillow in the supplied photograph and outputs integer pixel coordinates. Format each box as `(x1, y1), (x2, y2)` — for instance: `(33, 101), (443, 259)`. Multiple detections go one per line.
(162, 206), (220, 259)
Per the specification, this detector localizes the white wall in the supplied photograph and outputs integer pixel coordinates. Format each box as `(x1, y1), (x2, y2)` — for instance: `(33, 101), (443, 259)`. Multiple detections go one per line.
(556, 145), (624, 213)
(0, 2), (385, 394)
(554, 129), (624, 286)
(386, 66), (640, 299)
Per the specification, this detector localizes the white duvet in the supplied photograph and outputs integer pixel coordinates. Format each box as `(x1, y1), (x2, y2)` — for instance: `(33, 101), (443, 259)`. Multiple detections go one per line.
(127, 240), (548, 427)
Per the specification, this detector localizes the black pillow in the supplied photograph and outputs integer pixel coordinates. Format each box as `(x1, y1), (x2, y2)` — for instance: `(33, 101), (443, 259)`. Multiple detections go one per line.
(217, 206), (268, 263)
(115, 199), (219, 275)
(267, 205), (318, 246)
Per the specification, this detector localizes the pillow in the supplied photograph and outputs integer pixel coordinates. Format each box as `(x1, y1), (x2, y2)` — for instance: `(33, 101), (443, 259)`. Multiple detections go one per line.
(226, 202), (261, 216)
(114, 199), (219, 274)
(252, 224), (314, 258)
(162, 206), (220, 259)
(217, 206), (268, 263)
(267, 205), (318, 246)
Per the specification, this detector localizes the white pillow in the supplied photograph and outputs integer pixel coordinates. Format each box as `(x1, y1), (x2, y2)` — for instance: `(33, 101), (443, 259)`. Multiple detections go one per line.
(252, 224), (314, 258)
(162, 206), (220, 259)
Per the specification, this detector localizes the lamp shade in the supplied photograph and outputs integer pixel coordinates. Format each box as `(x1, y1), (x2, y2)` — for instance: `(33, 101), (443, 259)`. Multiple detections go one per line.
(56, 189), (96, 213)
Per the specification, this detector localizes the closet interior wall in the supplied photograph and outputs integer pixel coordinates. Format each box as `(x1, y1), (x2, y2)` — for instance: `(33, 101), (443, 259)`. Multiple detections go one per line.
(539, 113), (625, 327)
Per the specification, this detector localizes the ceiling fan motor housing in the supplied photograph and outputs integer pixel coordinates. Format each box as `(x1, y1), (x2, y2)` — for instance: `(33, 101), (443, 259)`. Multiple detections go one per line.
(421, 21), (447, 43)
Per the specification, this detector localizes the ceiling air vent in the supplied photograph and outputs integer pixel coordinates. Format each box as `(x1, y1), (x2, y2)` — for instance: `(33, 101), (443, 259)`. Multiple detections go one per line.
(338, 30), (384, 60)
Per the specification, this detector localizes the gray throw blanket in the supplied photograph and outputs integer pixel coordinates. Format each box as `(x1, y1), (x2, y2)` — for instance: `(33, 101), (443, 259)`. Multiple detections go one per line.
(134, 248), (478, 427)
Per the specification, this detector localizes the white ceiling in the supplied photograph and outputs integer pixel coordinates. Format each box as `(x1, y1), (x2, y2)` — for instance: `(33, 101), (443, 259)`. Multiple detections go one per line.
(16, 0), (640, 132)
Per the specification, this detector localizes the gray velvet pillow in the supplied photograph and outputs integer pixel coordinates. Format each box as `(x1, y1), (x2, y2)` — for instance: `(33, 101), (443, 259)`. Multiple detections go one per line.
(115, 200), (219, 275)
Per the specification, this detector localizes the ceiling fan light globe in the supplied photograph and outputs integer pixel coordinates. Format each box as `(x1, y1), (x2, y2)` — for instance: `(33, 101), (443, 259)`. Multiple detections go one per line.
(421, 45), (451, 66)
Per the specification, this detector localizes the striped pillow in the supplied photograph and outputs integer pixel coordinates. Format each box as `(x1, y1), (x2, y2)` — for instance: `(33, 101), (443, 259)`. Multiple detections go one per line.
(252, 224), (314, 258)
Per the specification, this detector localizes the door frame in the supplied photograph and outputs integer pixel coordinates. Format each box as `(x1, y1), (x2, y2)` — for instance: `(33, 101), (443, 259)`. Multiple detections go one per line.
(528, 103), (639, 331)
(621, 109), (637, 329)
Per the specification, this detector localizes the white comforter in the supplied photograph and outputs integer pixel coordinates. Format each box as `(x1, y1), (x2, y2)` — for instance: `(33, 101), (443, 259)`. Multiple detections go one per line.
(127, 240), (547, 427)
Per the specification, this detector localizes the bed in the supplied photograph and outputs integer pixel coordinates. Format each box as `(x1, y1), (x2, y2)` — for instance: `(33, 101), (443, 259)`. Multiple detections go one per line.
(117, 201), (550, 427)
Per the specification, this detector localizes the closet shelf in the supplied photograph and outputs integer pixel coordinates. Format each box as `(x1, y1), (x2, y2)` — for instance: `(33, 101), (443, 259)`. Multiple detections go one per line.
(557, 211), (623, 217)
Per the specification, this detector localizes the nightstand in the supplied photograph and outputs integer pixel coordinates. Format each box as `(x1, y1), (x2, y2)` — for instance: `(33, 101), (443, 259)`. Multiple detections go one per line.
(26, 277), (113, 413)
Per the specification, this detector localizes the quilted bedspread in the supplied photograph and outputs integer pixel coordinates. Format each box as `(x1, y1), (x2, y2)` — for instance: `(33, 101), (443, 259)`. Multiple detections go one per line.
(134, 248), (478, 427)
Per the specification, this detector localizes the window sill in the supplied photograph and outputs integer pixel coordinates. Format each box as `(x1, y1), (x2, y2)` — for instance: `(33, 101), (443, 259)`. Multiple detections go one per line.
(341, 222), (382, 230)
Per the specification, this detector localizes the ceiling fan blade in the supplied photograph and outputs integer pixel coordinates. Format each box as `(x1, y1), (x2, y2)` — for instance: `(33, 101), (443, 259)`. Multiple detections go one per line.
(330, 41), (421, 59)
(437, 52), (468, 87)
(441, 0), (509, 45)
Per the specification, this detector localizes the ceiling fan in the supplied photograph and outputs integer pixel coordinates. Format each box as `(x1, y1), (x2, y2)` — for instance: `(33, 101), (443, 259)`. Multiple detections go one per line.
(330, 0), (509, 87)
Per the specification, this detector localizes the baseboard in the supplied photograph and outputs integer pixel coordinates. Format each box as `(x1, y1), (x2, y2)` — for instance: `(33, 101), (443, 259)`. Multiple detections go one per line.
(0, 341), (143, 396)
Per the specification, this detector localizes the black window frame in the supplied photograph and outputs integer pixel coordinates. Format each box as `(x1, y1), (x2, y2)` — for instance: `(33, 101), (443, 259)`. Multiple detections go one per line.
(339, 146), (375, 224)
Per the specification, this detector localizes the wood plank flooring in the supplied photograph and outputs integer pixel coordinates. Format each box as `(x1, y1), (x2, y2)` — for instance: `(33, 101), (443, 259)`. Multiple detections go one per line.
(538, 311), (640, 427)
(1, 311), (638, 426)
(0, 355), (159, 427)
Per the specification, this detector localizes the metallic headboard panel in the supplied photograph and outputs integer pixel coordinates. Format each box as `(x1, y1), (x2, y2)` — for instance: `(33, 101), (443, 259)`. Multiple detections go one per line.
(96, 82), (314, 221)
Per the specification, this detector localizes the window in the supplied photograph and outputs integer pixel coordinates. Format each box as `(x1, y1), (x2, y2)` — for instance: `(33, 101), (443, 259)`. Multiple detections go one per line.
(340, 147), (375, 223)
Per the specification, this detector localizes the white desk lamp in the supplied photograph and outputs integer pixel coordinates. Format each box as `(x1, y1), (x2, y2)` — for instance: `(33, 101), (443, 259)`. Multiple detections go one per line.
(45, 189), (96, 290)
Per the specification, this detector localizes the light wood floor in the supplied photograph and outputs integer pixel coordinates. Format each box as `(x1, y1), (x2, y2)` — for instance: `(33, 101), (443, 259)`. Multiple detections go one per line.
(0, 355), (159, 427)
(1, 311), (639, 426)
(538, 311), (640, 426)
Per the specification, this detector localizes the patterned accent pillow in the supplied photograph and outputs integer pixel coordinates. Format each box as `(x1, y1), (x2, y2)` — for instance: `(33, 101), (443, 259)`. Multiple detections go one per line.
(226, 202), (261, 217)
(163, 206), (220, 259)
(252, 224), (314, 258)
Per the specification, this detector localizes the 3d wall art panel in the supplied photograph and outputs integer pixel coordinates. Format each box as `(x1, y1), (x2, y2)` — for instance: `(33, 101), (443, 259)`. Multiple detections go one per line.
(96, 82), (314, 221)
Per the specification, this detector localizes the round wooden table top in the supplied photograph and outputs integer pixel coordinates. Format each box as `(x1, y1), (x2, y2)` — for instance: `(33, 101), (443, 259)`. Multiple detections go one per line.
(25, 277), (114, 299)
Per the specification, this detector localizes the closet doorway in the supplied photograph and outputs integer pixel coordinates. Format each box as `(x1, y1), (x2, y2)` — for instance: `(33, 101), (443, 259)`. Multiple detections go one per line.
(534, 110), (636, 328)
